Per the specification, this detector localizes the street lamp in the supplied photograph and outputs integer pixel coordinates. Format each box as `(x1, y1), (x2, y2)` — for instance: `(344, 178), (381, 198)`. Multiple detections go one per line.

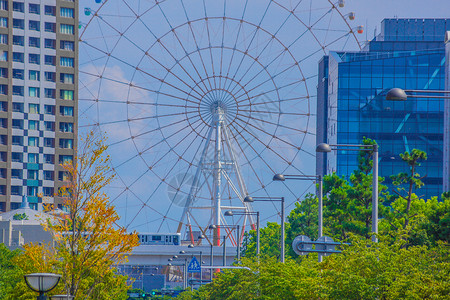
(24, 273), (61, 300)
(273, 174), (323, 261)
(316, 142), (379, 242)
(167, 257), (188, 289)
(224, 210), (260, 256)
(244, 196), (285, 263)
(209, 224), (241, 262)
(386, 87), (450, 101)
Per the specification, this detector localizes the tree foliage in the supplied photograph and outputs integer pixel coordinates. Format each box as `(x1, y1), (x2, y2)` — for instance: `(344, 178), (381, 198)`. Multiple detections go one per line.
(10, 132), (139, 299)
(177, 237), (450, 300)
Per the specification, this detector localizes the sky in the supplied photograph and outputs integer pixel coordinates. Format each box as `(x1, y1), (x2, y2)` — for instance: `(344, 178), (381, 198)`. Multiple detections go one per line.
(77, 0), (450, 235)
(346, 0), (450, 42)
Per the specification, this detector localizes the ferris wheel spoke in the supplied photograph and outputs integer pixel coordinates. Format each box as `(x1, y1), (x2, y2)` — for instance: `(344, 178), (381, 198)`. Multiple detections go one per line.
(91, 3), (208, 100)
(228, 2), (304, 95)
(225, 1), (272, 92)
(81, 41), (204, 103)
(149, 116), (206, 170)
(79, 111), (194, 128)
(78, 97), (198, 110)
(227, 122), (277, 174)
(202, 0), (218, 90)
(238, 95), (310, 108)
(234, 115), (315, 158)
(221, 0), (249, 91)
(236, 112), (312, 135)
(108, 117), (191, 147)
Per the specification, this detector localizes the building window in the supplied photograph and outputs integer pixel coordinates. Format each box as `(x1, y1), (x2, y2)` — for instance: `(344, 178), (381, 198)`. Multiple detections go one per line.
(43, 187), (54, 197)
(0, 168), (5, 178)
(29, 53), (40, 65)
(29, 3), (40, 14)
(44, 5), (56, 16)
(60, 57), (74, 67)
(0, 34), (7, 44)
(0, 51), (7, 61)
(12, 2), (23, 12)
(29, 103), (39, 113)
(12, 103), (23, 112)
(60, 106), (73, 116)
(45, 55), (56, 66)
(59, 155), (73, 164)
(12, 69), (24, 80)
(58, 171), (69, 181)
(44, 154), (54, 164)
(29, 37), (40, 48)
(12, 35), (24, 46)
(11, 170), (22, 179)
(59, 139), (73, 149)
(0, 85), (7, 95)
(0, 17), (6, 27)
(44, 105), (55, 115)
(44, 88), (55, 99)
(60, 122), (73, 133)
(28, 120), (38, 130)
(11, 186), (22, 196)
(60, 7), (74, 18)
(28, 170), (38, 180)
(44, 38), (56, 49)
(28, 87), (40, 97)
(60, 40), (74, 51)
(0, 118), (6, 128)
(0, 135), (6, 145)
(12, 119), (23, 129)
(29, 70), (40, 81)
(60, 24), (74, 35)
(44, 121), (54, 131)
(60, 73), (74, 84)
(44, 138), (54, 147)
(28, 153), (38, 163)
(27, 186), (38, 197)
(0, 102), (7, 111)
(60, 90), (74, 100)
(0, 68), (7, 78)
(44, 22), (56, 33)
(28, 137), (38, 147)
(0, 152), (6, 162)
(44, 171), (54, 180)
(0, 0), (8, 11)
(44, 72), (56, 82)
(12, 136), (23, 146)
(13, 52), (24, 63)
(12, 86), (24, 96)
(13, 18), (24, 29)
(29, 20), (40, 31)
(12, 152), (22, 162)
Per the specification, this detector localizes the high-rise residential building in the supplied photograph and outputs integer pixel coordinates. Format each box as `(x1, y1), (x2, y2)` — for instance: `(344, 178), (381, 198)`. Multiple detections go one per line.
(0, 0), (78, 212)
(317, 19), (450, 200)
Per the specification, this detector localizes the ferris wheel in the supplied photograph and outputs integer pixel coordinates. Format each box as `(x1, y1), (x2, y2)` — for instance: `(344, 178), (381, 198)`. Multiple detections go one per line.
(78, 0), (361, 245)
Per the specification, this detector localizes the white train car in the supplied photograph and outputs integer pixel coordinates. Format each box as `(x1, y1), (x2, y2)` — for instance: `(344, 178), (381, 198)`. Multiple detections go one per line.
(137, 233), (181, 246)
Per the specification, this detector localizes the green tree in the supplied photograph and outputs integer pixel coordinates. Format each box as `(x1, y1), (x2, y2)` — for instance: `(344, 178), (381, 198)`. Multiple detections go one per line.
(0, 244), (23, 298)
(10, 132), (139, 299)
(241, 222), (285, 259)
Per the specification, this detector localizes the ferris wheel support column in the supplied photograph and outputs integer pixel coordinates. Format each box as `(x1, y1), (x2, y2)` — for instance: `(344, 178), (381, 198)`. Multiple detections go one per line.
(213, 106), (224, 246)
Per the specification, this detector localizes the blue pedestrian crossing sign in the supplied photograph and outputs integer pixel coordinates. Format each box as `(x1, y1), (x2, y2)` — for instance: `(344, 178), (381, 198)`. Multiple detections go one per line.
(187, 257), (201, 273)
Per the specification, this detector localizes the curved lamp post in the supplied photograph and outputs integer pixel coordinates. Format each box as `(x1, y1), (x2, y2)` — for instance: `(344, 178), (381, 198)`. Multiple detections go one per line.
(224, 210), (260, 256)
(24, 273), (61, 300)
(316, 142), (379, 242)
(244, 196), (285, 263)
(386, 87), (450, 101)
(273, 174), (323, 261)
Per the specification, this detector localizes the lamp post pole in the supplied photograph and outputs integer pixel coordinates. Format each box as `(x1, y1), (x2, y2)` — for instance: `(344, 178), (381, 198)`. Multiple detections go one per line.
(243, 196), (285, 262)
(316, 143), (379, 242)
(224, 211), (260, 257)
(273, 175), (323, 261)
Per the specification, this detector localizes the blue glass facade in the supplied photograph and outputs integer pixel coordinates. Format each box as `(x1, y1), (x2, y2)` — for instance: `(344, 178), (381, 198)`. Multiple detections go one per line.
(317, 19), (450, 200)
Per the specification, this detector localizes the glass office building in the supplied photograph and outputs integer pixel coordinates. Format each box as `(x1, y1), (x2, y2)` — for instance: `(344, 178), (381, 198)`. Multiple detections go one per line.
(317, 19), (450, 199)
